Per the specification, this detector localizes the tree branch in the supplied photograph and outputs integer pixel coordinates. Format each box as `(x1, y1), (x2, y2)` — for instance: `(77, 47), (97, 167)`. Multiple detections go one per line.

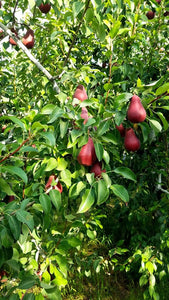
(148, 92), (168, 105)
(63, 0), (90, 67)
(0, 22), (60, 93)
(0, 137), (30, 163)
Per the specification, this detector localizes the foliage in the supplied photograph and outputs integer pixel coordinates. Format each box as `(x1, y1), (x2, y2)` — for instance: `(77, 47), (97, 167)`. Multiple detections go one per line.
(0, 0), (169, 299)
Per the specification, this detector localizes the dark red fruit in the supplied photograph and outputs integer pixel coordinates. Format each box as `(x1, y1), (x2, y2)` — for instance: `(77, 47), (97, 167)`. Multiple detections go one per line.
(127, 95), (146, 123)
(45, 175), (63, 193)
(81, 107), (88, 124)
(91, 161), (106, 177)
(155, 0), (161, 3)
(73, 85), (88, 102)
(9, 28), (18, 45)
(0, 2), (1, 8)
(124, 128), (140, 152)
(22, 29), (34, 49)
(146, 11), (155, 19)
(77, 137), (96, 166)
(116, 123), (125, 137)
(39, 3), (51, 14)
(8, 196), (15, 203)
(164, 11), (169, 17)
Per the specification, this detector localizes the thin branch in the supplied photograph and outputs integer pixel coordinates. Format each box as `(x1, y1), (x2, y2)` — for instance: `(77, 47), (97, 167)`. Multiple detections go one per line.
(105, 52), (113, 106)
(63, 0), (90, 67)
(0, 22), (60, 93)
(12, 0), (19, 23)
(148, 92), (168, 105)
(0, 137), (30, 163)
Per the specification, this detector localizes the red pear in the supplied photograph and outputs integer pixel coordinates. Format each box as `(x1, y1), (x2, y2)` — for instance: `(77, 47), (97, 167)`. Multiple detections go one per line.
(39, 3), (51, 14)
(124, 128), (140, 152)
(9, 28), (18, 45)
(73, 85), (88, 102)
(81, 107), (89, 124)
(0, 2), (1, 8)
(146, 11), (155, 19)
(127, 95), (146, 123)
(0, 29), (4, 39)
(116, 123), (125, 137)
(45, 175), (63, 193)
(91, 161), (106, 177)
(77, 137), (96, 166)
(164, 11), (169, 16)
(155, 0), (161, 3)
(8, 196), (15, 203)
(22, 29), (34, 49)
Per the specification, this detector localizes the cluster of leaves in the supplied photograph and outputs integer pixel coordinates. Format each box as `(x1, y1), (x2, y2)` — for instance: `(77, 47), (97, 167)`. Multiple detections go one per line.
(0, 0), (169, 299)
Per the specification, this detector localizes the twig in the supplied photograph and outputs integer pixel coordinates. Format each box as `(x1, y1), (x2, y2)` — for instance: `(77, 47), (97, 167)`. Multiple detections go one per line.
(12, 0), (19, 24)
(148, 92), (168, 105)
(63, 0), (90, 67)
(105, 52), (113, 106)
(0, 137), (30, 163)
(0, 22), (60, 93)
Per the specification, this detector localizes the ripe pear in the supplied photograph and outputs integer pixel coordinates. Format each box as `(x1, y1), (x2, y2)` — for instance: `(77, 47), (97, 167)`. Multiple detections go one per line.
(91, 161), (106, 177)
(81, 107), (89, 124)
(127, 95), (146, 123)
(164, 11), (169, 16)
(0, 1), (1, 8)
(77, 137), (96, 166)
(22, 29), (35, 49)
(73, 85), (88, 102)
(45, 175), (63, 193)
(146, 11), (155, 19)
(9, 28), (18, 45)
(155, 0), (161, 3)
(39, 3), (51, 14)
(124, 128), (140, 152)
(116, 123), (125, 137)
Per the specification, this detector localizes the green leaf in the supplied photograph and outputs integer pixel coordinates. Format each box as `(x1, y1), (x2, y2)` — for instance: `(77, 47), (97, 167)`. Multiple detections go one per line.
(77, 189), (95, 213)
(0, 178), (16, 196)
(146, 261), (154, 274)
(140, 123), (150, 142)
(72, 2), (85, 17)
(156, 83), (169, 96)
(2, 166), (28, 184)
(48, 107), (64, 124)
(45, 158), (58, 172)
(101, 132), (119, 145)
(28, 0), (36, 9)
(149, 119), (162, 133)
(41, 104), (55, 114)
(16, 209), (34, 231)
(60, 120), (68, 138)
(69, 181), (86, 199)
(4, 116), (26, 131)
(49, 189), (61, 212)
(113, 167), (136, 182)
(18, 277), (37, 289)
(156, 112), (168, 131)
(97, 120), (111, 136)
(103, 83), (113, 92)
(0, 228), (13, 248)
(61, 169), (71, 187)
(40, 132), (56, 147)
(39, 194), (52, 214)
(109, 20), (121, 38)
(57, 157), (68, 171)
(94, 142), (104, 161)
(96, 24), (106, 42)
(111, 184), (129, 203)
(96, 180), (109, 205)
(8, 215), (21, 240)
(139, 275), (148, 287)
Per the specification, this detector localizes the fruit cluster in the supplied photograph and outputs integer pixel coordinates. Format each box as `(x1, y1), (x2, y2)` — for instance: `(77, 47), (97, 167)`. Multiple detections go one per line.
(73, 85), (106, 178)
(5, 2), (51, 48)
(116, 94), (146, 152)
(146, 0), (169, 19)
